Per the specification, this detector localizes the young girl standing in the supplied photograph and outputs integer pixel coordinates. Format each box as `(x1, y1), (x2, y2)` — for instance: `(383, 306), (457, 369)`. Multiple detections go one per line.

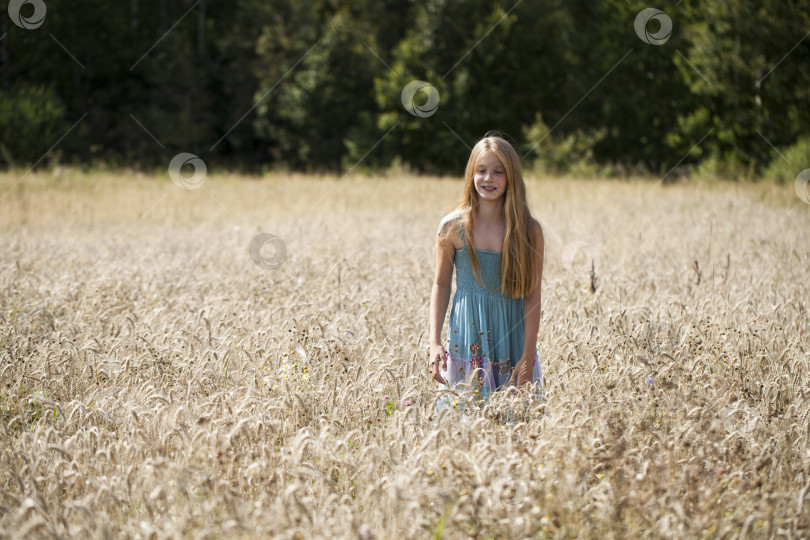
(429, 135), (544, 402)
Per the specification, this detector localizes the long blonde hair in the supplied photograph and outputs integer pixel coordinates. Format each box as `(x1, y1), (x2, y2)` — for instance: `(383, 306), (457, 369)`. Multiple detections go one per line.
(452, 135), (541, 298)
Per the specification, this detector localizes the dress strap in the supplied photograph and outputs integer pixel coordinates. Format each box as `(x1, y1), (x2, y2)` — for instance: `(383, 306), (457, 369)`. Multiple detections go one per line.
(457, 215), (466, 247)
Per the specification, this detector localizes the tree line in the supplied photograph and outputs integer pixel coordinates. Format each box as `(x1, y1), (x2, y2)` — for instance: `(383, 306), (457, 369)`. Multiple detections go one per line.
(1, 0), (808, 179)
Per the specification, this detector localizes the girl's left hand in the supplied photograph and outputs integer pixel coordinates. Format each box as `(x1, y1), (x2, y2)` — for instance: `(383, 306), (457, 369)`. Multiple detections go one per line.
(509, 356), (534, 388)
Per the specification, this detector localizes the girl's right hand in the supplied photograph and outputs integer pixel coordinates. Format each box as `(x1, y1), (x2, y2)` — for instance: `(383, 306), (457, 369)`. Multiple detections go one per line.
(429, 344), (448, 385)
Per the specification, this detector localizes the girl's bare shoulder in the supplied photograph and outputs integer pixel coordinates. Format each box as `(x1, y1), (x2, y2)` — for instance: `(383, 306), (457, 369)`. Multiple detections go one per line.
(436, 211), (464, 250)
(529, 217), (544, 237)
(529, 217), (545, 249)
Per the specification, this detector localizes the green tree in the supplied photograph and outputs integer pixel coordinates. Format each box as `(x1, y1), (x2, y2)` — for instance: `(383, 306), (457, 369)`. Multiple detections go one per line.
(0, 85), (66, 165)
(675, 0), (810, 177)
(251, 0), (414, 171)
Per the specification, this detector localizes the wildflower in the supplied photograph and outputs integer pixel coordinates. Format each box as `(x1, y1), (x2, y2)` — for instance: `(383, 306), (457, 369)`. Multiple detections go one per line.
(359, 524), (374, 540)
(383, 395), (390, 401)
(303, 374), (309, 380)
(405, 401), (412, 407)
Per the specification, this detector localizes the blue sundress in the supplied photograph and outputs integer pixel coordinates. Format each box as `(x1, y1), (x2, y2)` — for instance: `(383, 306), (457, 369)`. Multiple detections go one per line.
(437, 213), (544, 405)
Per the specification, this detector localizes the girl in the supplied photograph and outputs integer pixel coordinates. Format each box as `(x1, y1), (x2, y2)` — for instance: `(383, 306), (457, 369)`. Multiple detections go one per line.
(429, 135), (544, 403)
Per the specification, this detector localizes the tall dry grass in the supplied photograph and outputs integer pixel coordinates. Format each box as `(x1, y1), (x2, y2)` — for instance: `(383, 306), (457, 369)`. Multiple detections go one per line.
(0, 169), (809, 538)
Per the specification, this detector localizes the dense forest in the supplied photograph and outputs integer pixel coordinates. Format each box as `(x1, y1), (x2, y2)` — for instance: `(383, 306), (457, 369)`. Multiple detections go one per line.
(1, 0), (809, 178)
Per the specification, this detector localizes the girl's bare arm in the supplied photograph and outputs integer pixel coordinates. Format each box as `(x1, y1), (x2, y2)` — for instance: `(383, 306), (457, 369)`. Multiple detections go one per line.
(429, 220), (457, 383)
(430, 221), (457, 345)
(520, 219), (545, 364)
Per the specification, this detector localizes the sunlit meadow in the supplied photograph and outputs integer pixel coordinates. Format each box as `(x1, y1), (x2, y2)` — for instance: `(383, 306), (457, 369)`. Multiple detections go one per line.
(1, 169), (809, 538)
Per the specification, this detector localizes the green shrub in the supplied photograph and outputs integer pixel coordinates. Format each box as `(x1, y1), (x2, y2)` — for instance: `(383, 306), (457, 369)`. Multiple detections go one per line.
(522, 113), (606, 177)
(763, 136), (810, 184)
(0, 85), (67, 167)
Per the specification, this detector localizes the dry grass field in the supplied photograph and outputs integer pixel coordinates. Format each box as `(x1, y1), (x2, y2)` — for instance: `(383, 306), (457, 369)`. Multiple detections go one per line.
(1, 169), (809, 539)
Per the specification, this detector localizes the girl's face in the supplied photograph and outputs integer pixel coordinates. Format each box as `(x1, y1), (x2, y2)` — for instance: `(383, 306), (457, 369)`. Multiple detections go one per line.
(473, 151), (507, 202)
